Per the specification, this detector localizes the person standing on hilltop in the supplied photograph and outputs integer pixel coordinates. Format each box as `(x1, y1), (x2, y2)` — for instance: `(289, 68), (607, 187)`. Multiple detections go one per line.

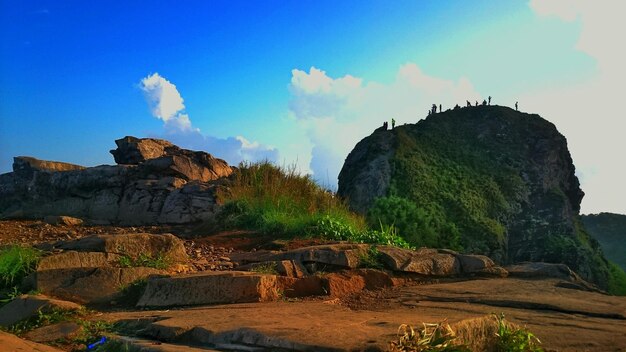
(439, 104), (442, 113)
(488, 96), (492, 105)
(515, 101), (518, 111)
(466, 100), (471, 107)
(391, 118), (396, 129)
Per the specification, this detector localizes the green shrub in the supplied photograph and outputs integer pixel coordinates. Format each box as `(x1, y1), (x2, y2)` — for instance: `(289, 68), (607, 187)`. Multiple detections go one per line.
(313, 215), (410, 248)
(495, 313), (544, 352)
(607, 261), (626, 296)
(0, 245), (41, 289)
(367, 196), (461, 250)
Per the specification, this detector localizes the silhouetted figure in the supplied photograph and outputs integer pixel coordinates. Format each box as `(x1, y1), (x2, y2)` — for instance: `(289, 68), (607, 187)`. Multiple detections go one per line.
(454, 104), (460, 110)
(428, 110), (431, 116)
(475, 101), (478, 106)
(515, 101), (518, 111)
(482, 100), (487, 106)
(439, 104), (442, 113)
(488, 96), (492, 105)
(384, 121), (388, 129)
(431, 104), (437, 115)
(466, 100), (471, 107)
(392, 118), (396, 129)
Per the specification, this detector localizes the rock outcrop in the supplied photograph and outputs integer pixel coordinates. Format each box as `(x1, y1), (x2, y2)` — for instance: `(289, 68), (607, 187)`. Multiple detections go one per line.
(338, 106), (610, 288)
(0, 136), (233, 225)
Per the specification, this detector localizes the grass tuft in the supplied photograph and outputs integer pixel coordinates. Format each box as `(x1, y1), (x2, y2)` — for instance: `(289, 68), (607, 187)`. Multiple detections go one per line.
(0, 245), (41, 289)
(118, 252), (171, 269)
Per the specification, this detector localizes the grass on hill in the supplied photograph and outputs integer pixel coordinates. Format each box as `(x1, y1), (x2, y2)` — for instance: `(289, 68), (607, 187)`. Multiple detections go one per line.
(216, 161), (409, 247)
(0, 245), (42, 306)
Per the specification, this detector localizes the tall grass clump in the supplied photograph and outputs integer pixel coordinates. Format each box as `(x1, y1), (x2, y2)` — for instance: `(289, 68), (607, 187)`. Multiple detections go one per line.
(216, 161), (408, 247)
(217, 161), (365, 238)
(0, 245), (41, 290)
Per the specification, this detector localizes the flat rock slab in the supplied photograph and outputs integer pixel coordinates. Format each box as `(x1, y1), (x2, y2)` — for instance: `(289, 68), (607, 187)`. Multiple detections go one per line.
(137, 271), (280, 307)
(56, 233), (187, 263)
(104, 278), (626, 352)
(23, 322), (82, 343)
(0, 294), (82, 327)
(0, 331), (64, 352)
(37, 267), (164, 304)
(37, 251), (120, 270)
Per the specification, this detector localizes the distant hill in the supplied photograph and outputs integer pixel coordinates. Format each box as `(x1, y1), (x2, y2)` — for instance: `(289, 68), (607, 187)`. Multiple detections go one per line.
(582, 213), (626, 271)
(338, 105), (617, 291)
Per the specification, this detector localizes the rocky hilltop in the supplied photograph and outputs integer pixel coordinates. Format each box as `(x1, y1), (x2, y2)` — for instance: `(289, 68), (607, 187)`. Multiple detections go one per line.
(338, 105), (612, 288)
(0, 136), (232, 225)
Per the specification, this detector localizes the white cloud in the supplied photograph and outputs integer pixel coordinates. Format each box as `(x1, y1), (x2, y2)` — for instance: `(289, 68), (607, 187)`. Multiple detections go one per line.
(139, 73), (278, 165)
(289, 65), (481, 188)
(525, 0), (626, 214)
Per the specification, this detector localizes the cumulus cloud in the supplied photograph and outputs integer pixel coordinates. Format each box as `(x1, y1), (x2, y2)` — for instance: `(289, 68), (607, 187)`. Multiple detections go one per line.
(139, 73), (278, 165)
(289, 65), (481, 188)
(524, 0), (626, 213)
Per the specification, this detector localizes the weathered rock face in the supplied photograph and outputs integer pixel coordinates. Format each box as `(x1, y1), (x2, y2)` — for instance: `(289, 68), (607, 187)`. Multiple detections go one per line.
(338, 106), (609, 288)
(0, 137), (233, 225)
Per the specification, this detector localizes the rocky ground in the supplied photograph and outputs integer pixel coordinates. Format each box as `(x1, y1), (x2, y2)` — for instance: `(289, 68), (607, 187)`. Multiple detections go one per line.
(1, 219), (625, 352)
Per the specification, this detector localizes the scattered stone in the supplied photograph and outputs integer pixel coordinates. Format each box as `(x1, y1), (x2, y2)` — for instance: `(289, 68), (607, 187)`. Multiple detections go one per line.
(230, 244), (370, 269)
(43, 215), (84, 226)
(377, 246), (461, 276)
(0, 295), (82, 327)
(37, 251), (119, 271)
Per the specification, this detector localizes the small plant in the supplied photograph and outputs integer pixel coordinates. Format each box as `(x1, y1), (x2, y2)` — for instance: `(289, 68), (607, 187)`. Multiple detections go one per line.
(358, 246), (385, 269)
(494, 313), (544, 352)
(389, 321), (470, 351)
(73, 319), (115, 347)
(250, 262), (278, 275)
(0, 245), (42, 289)
(118, 252), (171, 269)
(91, 339), (142, 352)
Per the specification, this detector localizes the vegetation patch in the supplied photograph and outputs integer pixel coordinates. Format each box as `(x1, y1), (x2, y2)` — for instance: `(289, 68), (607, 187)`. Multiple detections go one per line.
(3, 307), (84, 335)
(216, 161), (409, 247)
(0, 245), (41, 289)
(358, 246), (385, 270)
(118, 252), (171, 269)
(389, 314), (544, 352)
(250, 262), (279, 275)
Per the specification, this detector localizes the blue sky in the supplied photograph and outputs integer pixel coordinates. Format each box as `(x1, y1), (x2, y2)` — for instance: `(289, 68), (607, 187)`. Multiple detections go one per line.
(1, 1), (624, 214)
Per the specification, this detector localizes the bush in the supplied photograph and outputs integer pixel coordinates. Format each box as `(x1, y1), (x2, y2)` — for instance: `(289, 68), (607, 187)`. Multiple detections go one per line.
(607, 261), (626, 296)
(0, 245), (41, 290)
(367, 196), (461, 250)
(313, 215), (410, 248)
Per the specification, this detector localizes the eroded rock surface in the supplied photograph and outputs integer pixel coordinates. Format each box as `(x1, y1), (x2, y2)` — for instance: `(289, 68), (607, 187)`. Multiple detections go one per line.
(0, 137), (233, 225)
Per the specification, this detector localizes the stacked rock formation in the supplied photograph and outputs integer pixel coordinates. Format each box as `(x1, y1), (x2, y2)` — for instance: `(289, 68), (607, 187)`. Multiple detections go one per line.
(0, 136), (233, 225)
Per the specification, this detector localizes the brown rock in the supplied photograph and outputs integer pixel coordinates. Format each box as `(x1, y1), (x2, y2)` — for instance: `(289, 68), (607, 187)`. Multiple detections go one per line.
(37, 251), (119, 271)
(36, 267), (164, 304)
(277, 276), (327, 298)
(230, 244), (370, 269)
(23, 322), (83, 343)
(378, 246), (460, 276)
(0, 295), (83, 327)
(0, 331), (64, 352)
(110, 136), (173, 165)
(43, 215), (84, 226)
(137, 271), (280, 307)
(56, 233), (187, 264)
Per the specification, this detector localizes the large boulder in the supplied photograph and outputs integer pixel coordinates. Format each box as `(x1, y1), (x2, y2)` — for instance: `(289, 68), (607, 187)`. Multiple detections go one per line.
(36, 267), (164, 304)
(377, 247), (461, 276)
(110, 136), (174, 165)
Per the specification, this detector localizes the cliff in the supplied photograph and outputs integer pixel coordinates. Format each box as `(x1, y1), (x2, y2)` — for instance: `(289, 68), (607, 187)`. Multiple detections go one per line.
(338, 105), (612, 288)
